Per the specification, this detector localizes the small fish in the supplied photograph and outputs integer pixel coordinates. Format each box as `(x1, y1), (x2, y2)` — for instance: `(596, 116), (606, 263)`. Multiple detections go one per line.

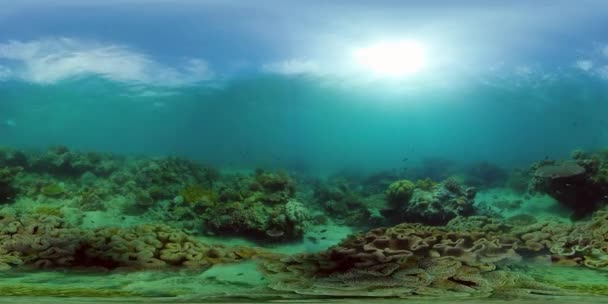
(402, 157), (409, 162)
(320, 229), (327, 233)
(321, 236), (327, 240)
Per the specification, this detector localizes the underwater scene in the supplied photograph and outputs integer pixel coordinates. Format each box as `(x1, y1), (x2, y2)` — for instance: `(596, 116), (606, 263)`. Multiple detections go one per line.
(3, 1), (608, 303)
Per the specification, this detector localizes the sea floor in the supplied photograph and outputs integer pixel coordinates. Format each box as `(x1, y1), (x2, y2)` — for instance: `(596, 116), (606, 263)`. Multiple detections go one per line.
(0, 188), (605, 303)
(1, 263), (608, 303)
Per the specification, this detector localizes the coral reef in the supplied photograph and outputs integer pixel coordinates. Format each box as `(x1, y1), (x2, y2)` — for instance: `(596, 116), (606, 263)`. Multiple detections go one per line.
(312, 177), (383, 227)
(202, 198), (309, 241)
(0, 166), (21, 204)
(383, 178), (476, 225)
(262, 207), (608, 297)
(121, 157), (220, 210)
(155, 169), (309, 241)
(29, 145), (119, 178)
(40, 183), (67, 197)
(385, 179), (416, 208)
(0, 212), (262, 271)
(530, 150), (608, 217)
(260, 217), (573, 297)
(0, 146), (311, 242)
(0, 147), (28, 168)
(5, 144), (608, 299)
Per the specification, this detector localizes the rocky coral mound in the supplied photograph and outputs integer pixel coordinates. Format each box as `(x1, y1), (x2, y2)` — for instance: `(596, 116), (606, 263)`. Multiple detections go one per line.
(202, 198), (309, 240)
(156, 169), (309, 241)
(530, 150), (608, 217)
(0, 212), (261, 271)
(127, 157), (220, 207)
(383, 178), (476, 225)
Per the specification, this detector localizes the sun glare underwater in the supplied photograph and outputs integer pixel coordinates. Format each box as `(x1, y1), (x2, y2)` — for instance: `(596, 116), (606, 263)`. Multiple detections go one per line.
(3, 1), (608, 303)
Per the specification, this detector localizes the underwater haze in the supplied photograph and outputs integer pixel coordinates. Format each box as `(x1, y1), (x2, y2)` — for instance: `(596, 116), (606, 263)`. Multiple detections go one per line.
(3, 1), (608, 303)
(1, 1), (608, 173)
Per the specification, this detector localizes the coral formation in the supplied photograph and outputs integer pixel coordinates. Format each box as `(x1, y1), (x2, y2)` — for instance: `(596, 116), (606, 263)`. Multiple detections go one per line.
(5, 144), (608, 299)
(0, 146), (312, 242)
(202, 198), (309, 241)
(29, 145), (118, 178)
(40, 183), (66, 197)
(385, 179), (416, 207)
(312, 177), (383, 227)
(154, 169), (309, 240)
(0, 212), (262, 271)
(530, 150), (608, 217)
(262, 207), (608, 297)
(0, 166), (21, 204)
(383, 178), (476, 225)
(260, 217), (573, 297)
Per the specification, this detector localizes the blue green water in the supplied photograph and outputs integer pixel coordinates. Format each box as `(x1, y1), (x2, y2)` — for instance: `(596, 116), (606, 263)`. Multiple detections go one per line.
(3, 74), (608, 173)
(3, 1), (608, 302)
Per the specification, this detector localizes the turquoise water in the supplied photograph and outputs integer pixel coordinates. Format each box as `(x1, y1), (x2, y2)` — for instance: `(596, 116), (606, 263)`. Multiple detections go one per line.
(3, 75), (608, 172)
(3, 1), (608, 303)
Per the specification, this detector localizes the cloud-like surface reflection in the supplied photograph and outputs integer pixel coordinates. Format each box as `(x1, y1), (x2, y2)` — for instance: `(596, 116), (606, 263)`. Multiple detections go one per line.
(0, 38), (212, 85)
